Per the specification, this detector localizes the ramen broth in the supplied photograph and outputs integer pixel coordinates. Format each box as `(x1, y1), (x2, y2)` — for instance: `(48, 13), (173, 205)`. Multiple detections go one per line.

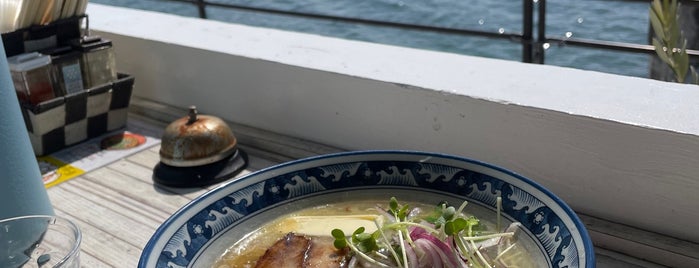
(214, 200), (540, 268)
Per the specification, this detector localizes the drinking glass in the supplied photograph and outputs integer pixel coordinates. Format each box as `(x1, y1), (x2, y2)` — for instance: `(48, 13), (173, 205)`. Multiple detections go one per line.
(0, 215), (81, 268)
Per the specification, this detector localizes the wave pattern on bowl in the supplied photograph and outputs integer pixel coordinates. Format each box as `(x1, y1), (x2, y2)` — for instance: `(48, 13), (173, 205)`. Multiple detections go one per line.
(145, 152), (590, 268)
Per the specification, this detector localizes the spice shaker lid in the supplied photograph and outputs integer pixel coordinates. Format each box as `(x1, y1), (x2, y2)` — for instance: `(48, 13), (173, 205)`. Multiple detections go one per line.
(7, 52), (52, 72)
(41, 46), (72, 56)
(40, 46), (81, 62)
(71, 35), (113, 52)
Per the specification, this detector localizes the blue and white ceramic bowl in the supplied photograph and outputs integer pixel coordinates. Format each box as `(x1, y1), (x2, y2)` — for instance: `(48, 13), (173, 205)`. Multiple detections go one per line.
(139, 150), (594, 267)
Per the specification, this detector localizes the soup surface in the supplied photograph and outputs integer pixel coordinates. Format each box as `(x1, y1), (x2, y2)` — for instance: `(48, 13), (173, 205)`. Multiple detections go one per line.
(214, 199), (540, 268)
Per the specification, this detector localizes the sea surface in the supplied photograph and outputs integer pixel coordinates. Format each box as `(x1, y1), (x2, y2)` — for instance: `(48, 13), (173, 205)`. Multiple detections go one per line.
(91, 0), (653, 78)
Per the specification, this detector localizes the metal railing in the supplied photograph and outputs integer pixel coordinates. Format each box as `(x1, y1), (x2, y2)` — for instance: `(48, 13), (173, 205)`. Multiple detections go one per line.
(159, 0), (699, 65)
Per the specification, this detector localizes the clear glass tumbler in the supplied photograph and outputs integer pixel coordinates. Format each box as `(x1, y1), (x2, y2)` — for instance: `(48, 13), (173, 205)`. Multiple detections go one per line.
(0, 215), (81, 268)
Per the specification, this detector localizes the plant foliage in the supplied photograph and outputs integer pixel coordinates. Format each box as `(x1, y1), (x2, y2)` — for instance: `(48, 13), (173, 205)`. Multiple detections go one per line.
(650, 0), (699, 83)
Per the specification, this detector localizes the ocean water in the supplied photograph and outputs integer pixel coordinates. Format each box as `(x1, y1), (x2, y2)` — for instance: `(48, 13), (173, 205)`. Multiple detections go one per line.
(91, 0), (653, 78)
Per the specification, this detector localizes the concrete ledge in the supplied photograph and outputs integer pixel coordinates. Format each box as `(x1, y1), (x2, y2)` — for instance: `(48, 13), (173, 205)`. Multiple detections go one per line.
(87, 4), (699, 135)
(87, 2), (699, 251)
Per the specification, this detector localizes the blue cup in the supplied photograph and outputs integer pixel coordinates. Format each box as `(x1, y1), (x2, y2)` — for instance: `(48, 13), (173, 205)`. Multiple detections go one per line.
(0, 30), (55, 220)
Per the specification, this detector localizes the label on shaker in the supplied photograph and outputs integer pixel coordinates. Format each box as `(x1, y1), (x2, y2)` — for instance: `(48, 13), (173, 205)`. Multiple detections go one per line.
(61, 62), (84, 94)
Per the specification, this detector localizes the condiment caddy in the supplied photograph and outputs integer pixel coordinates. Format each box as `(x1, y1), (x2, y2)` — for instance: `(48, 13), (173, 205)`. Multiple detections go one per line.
(2, 15), (135, 156)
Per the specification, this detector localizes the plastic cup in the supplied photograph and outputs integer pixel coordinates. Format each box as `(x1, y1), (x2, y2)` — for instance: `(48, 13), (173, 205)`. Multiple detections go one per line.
(0, 215), (81, 268)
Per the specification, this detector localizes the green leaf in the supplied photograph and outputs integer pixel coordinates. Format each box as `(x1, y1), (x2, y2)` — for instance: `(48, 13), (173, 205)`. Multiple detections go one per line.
(465, 216), (480, 236)
(424, 202), (449, 227)
(465, 216), (480, 227)
(653, 38), (674, 67)
(332, 229), (348, 249)
(388, 197), (411, 221)
(651, 0), (665, 23)
(332, 229), (345, 238)
(675, 54), (688, 83)
(354, 232), (379, 252)
(669, 0), (678, 21)
(669, 24), (681, 46)
(334, 239), (347, 249)
(354, 232), (372, 241)
(371, 230), (381, 240)
(649, 9), (666, 41)
(389, 197), (399, 212)
(398, 204), (410, 221)
(445, 218), (467, 235)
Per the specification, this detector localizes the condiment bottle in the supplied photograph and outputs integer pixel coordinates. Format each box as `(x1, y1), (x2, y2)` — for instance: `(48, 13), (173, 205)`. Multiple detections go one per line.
(7, 52), (57, 105)
(72, 35), (117, 89)
(43, 46), (84, 96)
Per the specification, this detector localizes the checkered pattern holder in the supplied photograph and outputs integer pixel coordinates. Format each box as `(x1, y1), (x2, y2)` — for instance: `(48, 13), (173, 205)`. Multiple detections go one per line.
(21, 73), (134, 156)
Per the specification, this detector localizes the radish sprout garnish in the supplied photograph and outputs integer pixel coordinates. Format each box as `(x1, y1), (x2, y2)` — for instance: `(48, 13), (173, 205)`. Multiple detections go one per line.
(332, 197), (525, 267)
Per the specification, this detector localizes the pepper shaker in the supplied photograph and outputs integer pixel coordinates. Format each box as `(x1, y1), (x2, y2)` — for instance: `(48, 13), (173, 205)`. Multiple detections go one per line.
(72, 35), (117, 89)
(43, 46), (85, 96)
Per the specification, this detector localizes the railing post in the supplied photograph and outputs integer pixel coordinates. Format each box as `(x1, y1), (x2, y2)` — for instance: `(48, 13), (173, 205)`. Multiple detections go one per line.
(535, 0), (546, 64)
(196, 0), (208, 19)
(523, 0), (534, 63)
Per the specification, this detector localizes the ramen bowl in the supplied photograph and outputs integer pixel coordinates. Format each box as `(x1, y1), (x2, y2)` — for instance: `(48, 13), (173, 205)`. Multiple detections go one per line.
(139, 150), (594, 267)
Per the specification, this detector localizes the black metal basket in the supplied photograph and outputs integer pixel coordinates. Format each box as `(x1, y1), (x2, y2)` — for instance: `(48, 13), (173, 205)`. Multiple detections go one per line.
(3, 15), (135, 156)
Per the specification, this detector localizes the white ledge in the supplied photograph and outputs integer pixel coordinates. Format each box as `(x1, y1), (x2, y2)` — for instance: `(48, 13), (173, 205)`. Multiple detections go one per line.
(86, 3), (699, 262)
(87, 4), (699, 136)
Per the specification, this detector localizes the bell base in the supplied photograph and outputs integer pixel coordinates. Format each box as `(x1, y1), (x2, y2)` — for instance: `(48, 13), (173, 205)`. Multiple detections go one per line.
(153, 148), (248, 188)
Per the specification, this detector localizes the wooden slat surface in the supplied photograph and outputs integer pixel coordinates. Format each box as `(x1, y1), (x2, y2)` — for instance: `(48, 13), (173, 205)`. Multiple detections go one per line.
(45, 112), (666, 267)
(43, 108), (316, 267)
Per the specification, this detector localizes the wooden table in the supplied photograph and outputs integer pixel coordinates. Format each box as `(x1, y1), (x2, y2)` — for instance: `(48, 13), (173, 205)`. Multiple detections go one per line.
(46, 107), (656, 267)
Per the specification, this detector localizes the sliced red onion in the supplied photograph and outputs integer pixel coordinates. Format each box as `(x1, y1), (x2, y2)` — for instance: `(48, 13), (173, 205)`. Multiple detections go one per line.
(348, 256), (358, 268)
(409, 225), (431, 239)
(403, 240), (419, 268)
(412, 234), (463, 267)
(414, 239), (443, 268)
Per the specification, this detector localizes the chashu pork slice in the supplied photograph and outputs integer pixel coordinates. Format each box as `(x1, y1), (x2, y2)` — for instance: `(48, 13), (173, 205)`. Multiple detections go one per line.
(254, 233), (349, 268)
(305, 235), (350, 267)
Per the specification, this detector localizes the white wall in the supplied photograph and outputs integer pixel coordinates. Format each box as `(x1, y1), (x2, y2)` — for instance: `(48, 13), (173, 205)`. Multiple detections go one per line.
(87, 4), (699, 244)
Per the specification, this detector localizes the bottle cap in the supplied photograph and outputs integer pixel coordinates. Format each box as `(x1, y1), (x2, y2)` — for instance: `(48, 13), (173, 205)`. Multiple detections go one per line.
(6, 52), (52, 72)
(71, 35), (113, 52)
